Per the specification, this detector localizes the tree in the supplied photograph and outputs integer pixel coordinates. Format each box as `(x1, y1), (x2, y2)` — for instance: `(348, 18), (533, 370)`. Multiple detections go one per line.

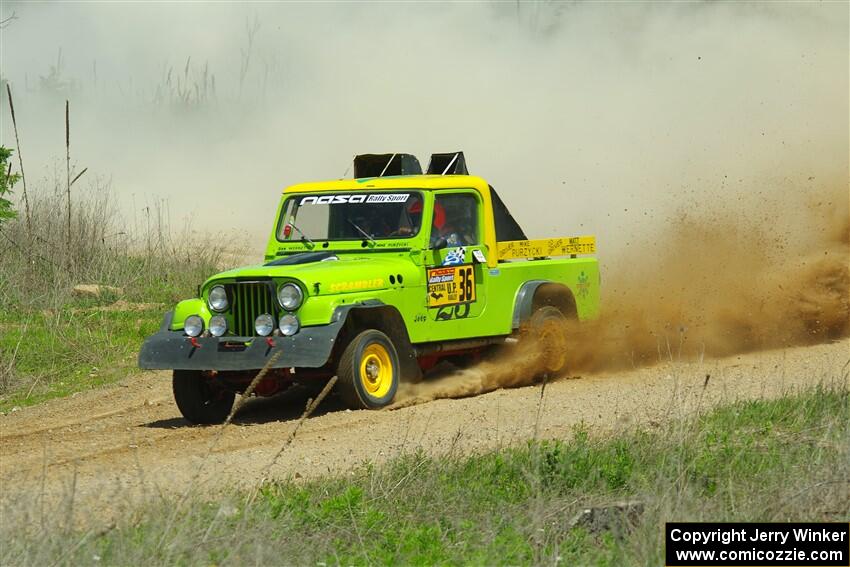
(0, 146), (19, 224)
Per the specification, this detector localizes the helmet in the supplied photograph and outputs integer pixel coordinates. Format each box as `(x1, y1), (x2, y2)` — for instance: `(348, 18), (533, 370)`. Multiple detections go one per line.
(432, 201), (446, 230)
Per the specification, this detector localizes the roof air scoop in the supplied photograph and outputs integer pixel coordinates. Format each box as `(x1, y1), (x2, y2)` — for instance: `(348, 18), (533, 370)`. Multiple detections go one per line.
(353, 153), (422, 178)
(427, 151), (468, 175)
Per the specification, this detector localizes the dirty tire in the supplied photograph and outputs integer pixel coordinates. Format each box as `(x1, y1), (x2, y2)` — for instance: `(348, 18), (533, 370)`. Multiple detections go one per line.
(528, 306), (569, 375)
(337, 329), (400, 409)
(172, 370), (235, 425)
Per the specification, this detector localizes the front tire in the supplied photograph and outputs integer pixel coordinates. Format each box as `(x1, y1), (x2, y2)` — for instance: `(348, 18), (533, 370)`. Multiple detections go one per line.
(337, 330), (400, 409)
(172, 370), (235, 424)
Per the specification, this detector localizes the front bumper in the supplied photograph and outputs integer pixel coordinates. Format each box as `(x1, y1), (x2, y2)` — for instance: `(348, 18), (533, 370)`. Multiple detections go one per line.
(138, 311), (344, 371)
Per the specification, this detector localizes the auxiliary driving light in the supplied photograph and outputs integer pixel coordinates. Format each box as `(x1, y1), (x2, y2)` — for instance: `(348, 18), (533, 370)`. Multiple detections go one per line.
(209, 315), (227, 337)
(208, 285), (228, 312)
(184, 315), (204, 338)
(255, 313), (275, 337)
(279, 314), (300, 336)
(277, 283), (303, 311)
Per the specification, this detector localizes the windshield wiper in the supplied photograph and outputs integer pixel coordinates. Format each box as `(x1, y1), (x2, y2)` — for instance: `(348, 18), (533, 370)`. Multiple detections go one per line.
(289, 222), (314, 248)
(347, 219), (376, 246)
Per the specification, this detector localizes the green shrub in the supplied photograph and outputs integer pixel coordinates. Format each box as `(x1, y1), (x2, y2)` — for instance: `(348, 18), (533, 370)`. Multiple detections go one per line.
(0, 146), (19, 224)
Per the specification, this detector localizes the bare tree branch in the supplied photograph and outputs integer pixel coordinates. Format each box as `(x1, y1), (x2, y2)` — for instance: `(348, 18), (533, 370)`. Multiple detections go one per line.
(0, 12), (17, 29)
(70, 167), (88, 188)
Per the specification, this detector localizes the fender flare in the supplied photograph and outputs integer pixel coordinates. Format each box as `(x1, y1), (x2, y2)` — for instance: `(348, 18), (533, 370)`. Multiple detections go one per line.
(511, 280), (578, 330)
(334, 300), (421, 382)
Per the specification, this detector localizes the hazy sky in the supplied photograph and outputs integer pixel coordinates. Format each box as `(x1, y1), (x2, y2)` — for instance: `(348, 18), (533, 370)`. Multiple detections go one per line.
(1, 2), (847, 259)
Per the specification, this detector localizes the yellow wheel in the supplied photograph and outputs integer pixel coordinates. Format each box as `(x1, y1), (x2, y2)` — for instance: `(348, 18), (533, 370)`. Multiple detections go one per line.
(359, 343), (394, 398)
(338, 330), (400, 409)
(528, 306), (569, 375)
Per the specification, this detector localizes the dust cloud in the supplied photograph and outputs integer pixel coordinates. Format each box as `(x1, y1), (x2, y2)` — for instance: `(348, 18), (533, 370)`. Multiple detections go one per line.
(393, 192), (848, 407)
(391, 342), (549, 410)
(565, 184), (849, 374)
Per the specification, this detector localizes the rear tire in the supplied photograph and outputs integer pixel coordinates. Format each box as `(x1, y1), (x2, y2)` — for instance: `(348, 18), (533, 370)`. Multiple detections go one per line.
(172, 370), (235, 424)
(337, 330), (400, 409)
(526, 306), (569, 376)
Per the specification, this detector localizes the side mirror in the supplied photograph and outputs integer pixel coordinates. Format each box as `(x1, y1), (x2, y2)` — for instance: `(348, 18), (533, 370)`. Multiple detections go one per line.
(432, 237), (448, 250)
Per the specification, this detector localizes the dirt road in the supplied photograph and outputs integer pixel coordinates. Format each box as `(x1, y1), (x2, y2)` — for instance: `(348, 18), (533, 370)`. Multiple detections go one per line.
(1, 339), (847, 525)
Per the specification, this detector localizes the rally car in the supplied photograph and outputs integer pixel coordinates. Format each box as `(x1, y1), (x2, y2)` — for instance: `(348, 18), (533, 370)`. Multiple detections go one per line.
(139, 152), (600, 423)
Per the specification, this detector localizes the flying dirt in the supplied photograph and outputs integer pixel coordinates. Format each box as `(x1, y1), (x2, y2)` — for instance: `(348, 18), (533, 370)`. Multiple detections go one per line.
(568, 183), (849, 370)
(391, 179), (849, 406)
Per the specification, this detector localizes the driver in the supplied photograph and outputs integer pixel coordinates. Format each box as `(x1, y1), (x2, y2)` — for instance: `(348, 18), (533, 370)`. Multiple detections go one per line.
(391, 198), (424, 237)
(431, 201), (475, 247)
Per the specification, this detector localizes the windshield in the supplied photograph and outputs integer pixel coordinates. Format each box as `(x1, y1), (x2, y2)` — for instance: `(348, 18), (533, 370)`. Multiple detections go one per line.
(276, 191), (424, 242)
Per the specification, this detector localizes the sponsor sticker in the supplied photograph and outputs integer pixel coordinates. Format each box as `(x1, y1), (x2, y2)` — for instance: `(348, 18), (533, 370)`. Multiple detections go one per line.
(577, 271), (590, 298)
(366, 193), (409, 203)
(497, 236), (596, 259)
(442, 247), (466, 266)
(299, 193), (409, 205)
(472, 249), (487, 263)
(427, 265), (476, 307)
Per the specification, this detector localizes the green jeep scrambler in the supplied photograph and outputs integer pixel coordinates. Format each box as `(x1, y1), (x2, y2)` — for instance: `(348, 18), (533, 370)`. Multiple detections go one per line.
(139, 152), (600, 423)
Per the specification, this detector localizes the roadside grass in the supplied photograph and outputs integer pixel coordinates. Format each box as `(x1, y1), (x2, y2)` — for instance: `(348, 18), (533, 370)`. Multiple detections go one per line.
(3, 383), (847, 566)
(0, 307), (162, 411)
(0, 178), (224, 410)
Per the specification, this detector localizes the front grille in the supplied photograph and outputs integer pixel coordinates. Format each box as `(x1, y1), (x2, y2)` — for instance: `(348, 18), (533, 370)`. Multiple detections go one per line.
(228, 282), (276, 336)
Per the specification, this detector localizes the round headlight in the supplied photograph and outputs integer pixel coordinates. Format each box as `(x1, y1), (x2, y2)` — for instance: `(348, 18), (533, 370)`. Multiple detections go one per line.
(209, 315), (227, 337)
(279, 314), (300, 336)
(254, 313), (275, 337)
(277, 283), (303, 311)
(208, 285), (228, 312)
(184, 315), (204, 337)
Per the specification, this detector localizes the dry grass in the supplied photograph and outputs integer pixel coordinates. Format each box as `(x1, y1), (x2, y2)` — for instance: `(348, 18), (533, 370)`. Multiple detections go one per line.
(0, 171), (222, 309)
(0, 172), (224, 405)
